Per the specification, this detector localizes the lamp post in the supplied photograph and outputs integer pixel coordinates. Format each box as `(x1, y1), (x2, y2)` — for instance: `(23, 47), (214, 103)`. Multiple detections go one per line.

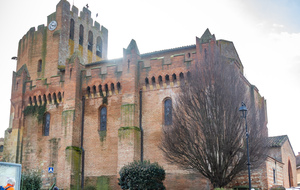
(239, 102), (251, 190)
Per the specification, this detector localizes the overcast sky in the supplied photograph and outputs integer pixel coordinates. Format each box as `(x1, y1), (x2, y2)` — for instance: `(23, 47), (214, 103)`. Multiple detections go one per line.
(0, 0), (299, 154)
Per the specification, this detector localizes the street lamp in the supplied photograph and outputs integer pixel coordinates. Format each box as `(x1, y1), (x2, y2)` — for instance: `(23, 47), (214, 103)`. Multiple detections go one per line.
(239, 102), (251, 190)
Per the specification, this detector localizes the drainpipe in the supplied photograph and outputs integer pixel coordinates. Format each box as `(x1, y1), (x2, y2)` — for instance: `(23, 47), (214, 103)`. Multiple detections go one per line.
(81, 96), (85, 190)
(139, 89), (144, 162)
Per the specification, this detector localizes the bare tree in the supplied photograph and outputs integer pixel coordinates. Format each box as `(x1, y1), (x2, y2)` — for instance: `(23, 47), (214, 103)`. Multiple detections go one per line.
(160, 51), (267, 188)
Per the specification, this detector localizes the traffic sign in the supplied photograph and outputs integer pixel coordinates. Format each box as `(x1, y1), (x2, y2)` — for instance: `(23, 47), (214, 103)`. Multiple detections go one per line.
(48, 167), (54, 173)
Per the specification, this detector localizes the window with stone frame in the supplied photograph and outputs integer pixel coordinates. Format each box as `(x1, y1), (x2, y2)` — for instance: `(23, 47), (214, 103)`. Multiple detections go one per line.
(100, 107), (107, 131)
(43, 112), (50, 136)
(164, 99), (172, 125)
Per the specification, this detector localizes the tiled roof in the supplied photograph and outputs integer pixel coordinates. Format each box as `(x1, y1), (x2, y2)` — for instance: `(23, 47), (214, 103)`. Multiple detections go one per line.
(141, 44), (196, 58)
(268, 135), (288, 147)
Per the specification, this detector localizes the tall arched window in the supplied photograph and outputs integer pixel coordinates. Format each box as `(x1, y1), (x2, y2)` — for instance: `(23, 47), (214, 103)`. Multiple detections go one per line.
(44, 113), (50, 136)
(79, 25), (84, 45)
(164, 99), (172, 125)
(100, 107), (107, 131)
(96, 36), (102, 57)
(69, 19), (75, 40)
(88, 31), (93, 51)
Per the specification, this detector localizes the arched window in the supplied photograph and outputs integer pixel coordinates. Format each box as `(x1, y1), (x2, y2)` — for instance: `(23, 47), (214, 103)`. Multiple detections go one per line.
(88, 31), (93, 51)
(99, 85), (103, 96)
(151, 76), (155, 85)
(43, 113), (50, 136)
(29, 97), (33, 106)
(37, 60), (42, 72)
(187, 71), (191, 81)
(145, 78), (149, 86)
(33, 96), (37, 105)
(0, 145), (3, 152)
(179, 72), (184, 81)
(117, 82), (121, 93)
(87, 86), (91, 97)
(105, 84), (109, 94)
(165, 75), (170, 84)
(53, 93), (57, 104)
(96, 36), (102, 57)
(48, 93), (52, 104)
(58, 92), (62, 102)
(164, 99), (172, 125)
(172, 73), (177, 82)
(100, 107), (107, 131)
(38, 95), (42, 105)
(93, 85), (97, 95)
(111, 83), (115, 94)
(158, 76), (162, 85)
(43, 94), (47, 105)
(69, 19), (75, 40)
(79, 25), (84, 45)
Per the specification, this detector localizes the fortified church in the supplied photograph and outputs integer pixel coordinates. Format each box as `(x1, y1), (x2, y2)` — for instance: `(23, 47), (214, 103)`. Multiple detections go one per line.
(2, 0), (273, 189)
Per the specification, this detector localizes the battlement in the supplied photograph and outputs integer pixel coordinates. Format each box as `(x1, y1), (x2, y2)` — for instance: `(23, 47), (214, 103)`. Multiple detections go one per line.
(16, 0), (108, 85)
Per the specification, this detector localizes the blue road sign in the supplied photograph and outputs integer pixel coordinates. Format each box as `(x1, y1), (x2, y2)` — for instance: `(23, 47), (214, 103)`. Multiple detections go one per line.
(48, 167), (54, 173)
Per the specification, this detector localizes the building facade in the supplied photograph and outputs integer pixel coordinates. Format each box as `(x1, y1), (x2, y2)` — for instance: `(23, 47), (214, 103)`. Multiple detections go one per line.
(2, 0), (269, 189)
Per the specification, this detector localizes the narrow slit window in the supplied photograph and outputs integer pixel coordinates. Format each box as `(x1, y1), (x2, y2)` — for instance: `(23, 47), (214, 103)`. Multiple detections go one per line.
(164, 99), (172, 125)
(100, 107), (107, 131)
(38, 60), (42, 72)
(43, 113), (50, 136)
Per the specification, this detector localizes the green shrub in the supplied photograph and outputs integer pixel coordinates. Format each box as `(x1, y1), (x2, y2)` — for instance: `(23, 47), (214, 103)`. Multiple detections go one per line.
(21, 170), (42, 190)
(118, 160), (166, 190)
(84, 185), (97, 190)
(270, 185), (285, 190)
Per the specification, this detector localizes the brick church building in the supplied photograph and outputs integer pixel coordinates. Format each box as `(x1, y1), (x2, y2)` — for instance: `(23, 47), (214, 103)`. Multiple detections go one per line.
(2, 0), (272, 189)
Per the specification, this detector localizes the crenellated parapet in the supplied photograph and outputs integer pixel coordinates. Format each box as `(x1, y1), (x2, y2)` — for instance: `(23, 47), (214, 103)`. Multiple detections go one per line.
(16, 0), (108, 85)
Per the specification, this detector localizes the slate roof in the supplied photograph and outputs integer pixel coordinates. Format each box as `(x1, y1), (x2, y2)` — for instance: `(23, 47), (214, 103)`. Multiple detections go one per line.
(268, 135), (288, 147)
